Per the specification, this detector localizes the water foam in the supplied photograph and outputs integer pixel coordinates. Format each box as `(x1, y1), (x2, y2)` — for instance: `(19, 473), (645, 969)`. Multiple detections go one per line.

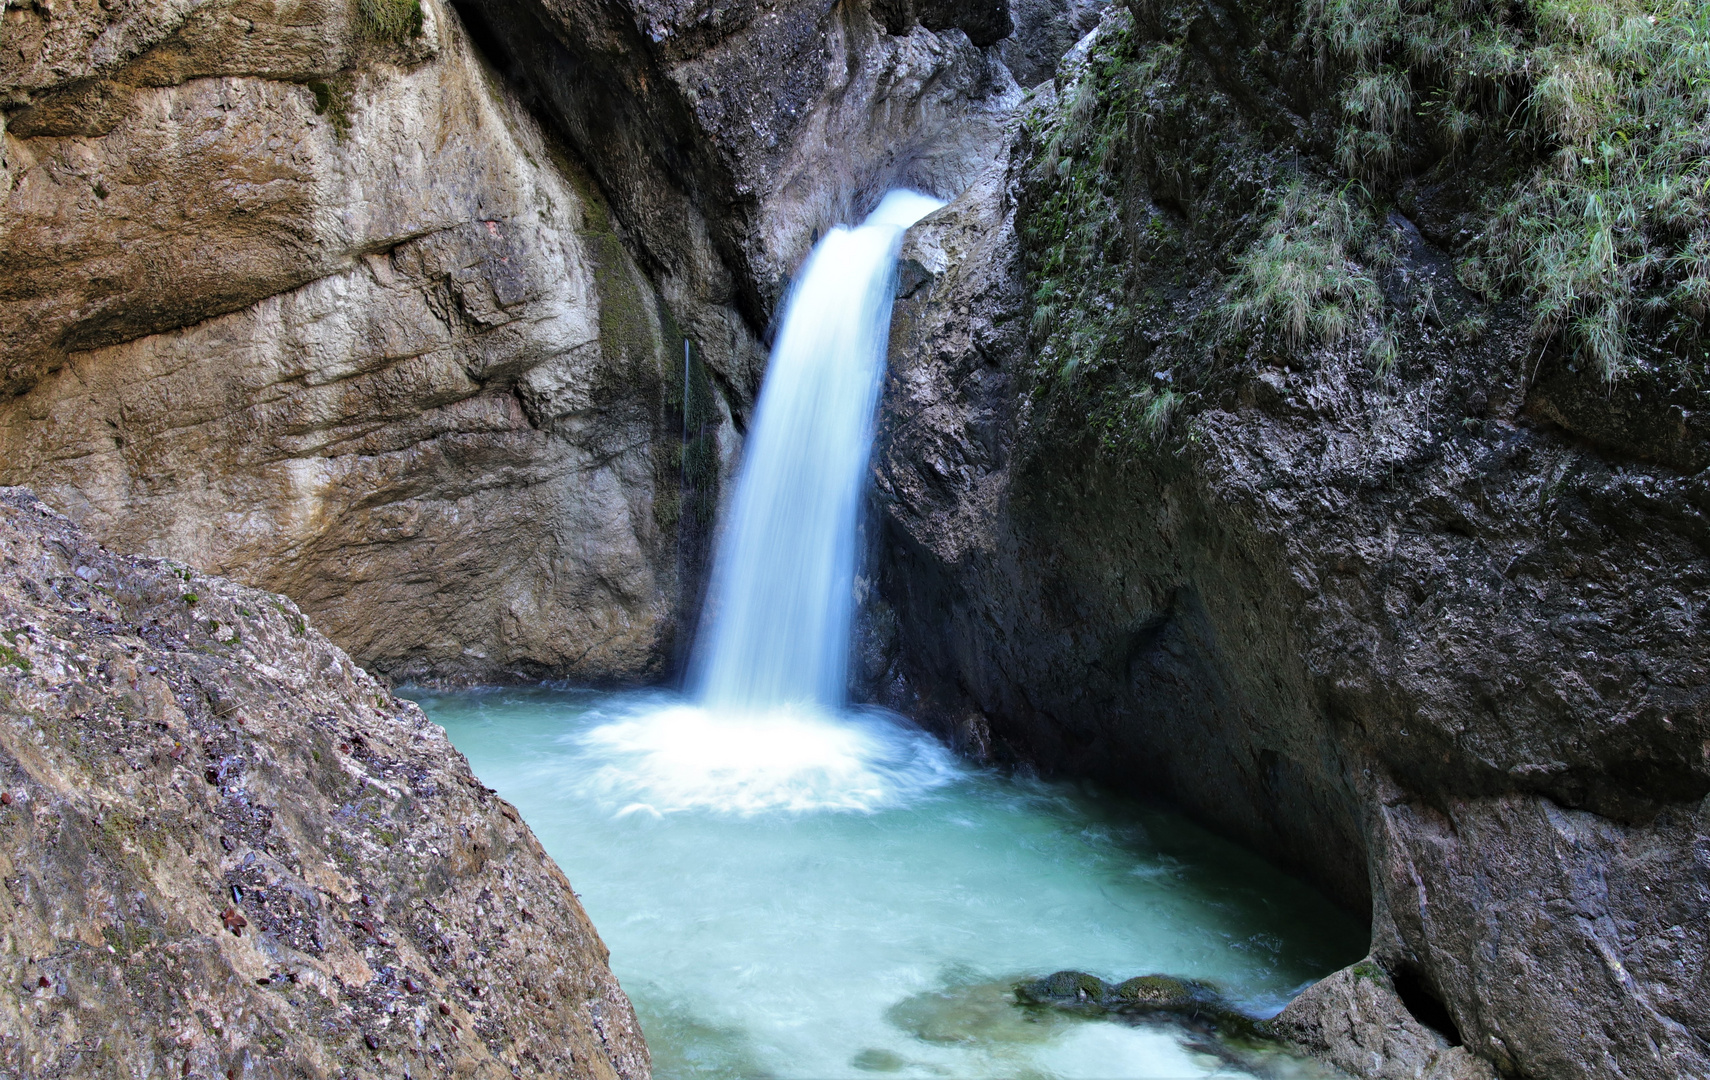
(573, 699), (958, 816)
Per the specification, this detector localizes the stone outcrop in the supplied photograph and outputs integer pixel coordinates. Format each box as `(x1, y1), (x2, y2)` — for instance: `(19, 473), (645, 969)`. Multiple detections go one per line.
(1273, 962), (1494, 1080)
(0, 486), (649, 1077)
(870, 5), (1710, 1078)
(2, 0), (725, 683)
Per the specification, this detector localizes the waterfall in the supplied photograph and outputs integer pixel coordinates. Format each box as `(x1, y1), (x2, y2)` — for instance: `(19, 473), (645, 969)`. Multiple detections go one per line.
(564, 190), (952, 818)
(690, 190), (945, 710)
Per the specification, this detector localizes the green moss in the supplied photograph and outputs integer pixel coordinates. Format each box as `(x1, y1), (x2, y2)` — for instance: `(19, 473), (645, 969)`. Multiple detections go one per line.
(0, 639), (29, 672)
(1020, 24), (1149, 385)
(102, 922), (154, 956)
(1018, 19), (1214, 458)
(306, 78), (354, 139)
(271, 601), (306, 636)
(100, 812), (167, 859)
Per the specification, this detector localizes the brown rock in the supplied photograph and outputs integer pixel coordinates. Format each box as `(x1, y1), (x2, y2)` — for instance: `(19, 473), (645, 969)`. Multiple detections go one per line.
(0, 486), (648, 1078)
(1, 1), (722, 684)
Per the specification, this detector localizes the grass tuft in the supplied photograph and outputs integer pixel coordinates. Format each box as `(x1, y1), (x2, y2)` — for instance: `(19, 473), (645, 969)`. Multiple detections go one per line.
(356, 0), (424, 43)
(1222, 181), (1388, 347)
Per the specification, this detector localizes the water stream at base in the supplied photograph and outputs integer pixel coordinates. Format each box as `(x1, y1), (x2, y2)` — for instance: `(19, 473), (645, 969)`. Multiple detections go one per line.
(410, 192), (1364, 1077)
(412, 686), (1365, 1080)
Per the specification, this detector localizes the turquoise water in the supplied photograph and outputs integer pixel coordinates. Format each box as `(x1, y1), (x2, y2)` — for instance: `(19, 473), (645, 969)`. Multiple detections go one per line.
(409, 687), (1364, 1080)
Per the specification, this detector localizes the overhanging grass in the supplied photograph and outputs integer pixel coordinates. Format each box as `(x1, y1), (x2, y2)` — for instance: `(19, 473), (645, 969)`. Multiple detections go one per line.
(1309, 0), (1710, 379)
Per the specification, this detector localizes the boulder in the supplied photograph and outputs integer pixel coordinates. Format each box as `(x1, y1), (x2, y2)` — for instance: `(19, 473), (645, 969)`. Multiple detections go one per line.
(0, 486), (649, 1076)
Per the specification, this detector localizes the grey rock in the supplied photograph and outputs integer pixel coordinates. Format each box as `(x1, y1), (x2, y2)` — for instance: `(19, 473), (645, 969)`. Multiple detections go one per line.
(1000, 0), (1108, 87)
(1273, 961), (1496, 1080)
(870, 9), (1710, 1080)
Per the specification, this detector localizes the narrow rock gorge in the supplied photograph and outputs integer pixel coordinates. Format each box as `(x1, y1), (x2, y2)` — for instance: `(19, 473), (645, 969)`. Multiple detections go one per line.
(3, 0), (1707, 1077)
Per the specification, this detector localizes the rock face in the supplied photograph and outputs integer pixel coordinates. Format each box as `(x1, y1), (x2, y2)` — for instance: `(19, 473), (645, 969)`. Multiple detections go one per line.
(456, 0), (1022, 401)
(999, 0), (1107, 88)
(0, 0), (1055, 685)
(1273, 962), (1494, 1080)
(871, 5), (1710, 1079)
(0, 486), (648, 1077)
(1, 0), (724, 683)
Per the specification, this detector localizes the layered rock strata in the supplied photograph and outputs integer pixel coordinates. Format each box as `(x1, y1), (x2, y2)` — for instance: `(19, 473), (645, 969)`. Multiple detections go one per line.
(1, 0), (720, 683)
(871, 6), (1710, 1079)
(0, 486), (649, 1077)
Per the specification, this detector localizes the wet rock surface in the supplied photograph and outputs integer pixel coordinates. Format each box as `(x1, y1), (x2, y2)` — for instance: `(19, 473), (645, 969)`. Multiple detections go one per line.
(870, 5), (1710, 1078)
(1015, 970), (1247, 1030)
(0, 486), (649, 1077)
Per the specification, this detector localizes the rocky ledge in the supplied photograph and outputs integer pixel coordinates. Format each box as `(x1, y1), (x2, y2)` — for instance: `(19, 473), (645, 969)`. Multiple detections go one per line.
(0, 487), (647, 1078)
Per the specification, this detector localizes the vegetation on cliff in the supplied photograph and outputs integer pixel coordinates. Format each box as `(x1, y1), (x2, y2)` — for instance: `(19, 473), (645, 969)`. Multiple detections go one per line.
(1316, 0), (1710, 379)
(1016, 0), (1709, 459)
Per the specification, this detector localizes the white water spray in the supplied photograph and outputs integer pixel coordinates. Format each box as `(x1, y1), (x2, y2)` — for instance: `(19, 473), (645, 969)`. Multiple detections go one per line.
(571, 191), (951, 816)
(692, 189), (946, 709)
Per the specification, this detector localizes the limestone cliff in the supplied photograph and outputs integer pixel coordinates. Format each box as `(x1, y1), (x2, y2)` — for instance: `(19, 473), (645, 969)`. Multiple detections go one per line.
(0, 0), (1056, 686)
(0, 486), (648, 1077)
(1, 0), (725, 684)
(871, 5), (1710, 1079)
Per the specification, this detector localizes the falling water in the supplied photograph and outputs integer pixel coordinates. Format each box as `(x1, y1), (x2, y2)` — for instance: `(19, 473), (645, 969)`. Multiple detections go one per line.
(532, 191), (950, 818)
(690, 190), (946, 709)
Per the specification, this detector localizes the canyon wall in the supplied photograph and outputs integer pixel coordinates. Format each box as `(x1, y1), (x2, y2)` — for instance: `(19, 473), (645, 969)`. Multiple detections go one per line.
(1, 0), (721, 684)
(0, 0), (1046, 684)
(870, 6), (1710, 1079)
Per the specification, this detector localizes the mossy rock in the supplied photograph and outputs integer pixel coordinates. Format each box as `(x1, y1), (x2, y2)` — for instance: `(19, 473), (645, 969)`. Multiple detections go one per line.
(1110, 974), (1215, 1010)
(1014, 970), (1112, 1010)
(1016, 970), (1265, 1039)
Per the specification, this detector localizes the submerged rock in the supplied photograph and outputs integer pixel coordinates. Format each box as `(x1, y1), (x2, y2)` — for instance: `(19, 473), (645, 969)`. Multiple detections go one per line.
(0, 487), (648, 1077)
(1015, 970), (1253, 1033)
